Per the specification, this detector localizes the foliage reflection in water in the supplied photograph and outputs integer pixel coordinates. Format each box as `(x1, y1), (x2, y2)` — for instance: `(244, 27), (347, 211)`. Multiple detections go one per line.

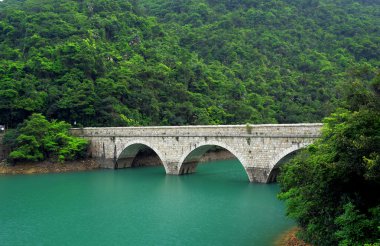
(0, 159), (293, 245)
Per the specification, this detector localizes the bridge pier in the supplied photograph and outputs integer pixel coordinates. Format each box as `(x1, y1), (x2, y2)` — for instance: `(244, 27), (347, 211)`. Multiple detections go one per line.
(165, 162), (179, 175)
(245, 167), (271, 183)
(94, 158), (115, 169)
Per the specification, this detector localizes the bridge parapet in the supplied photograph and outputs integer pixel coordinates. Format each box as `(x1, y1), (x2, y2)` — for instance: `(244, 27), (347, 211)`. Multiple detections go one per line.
(71, 123), (322, 138)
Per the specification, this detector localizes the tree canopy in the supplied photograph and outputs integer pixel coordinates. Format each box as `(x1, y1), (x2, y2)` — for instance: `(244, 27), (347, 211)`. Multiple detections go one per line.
(3, 113), (88, 163)
(0, 0), (379, 127)
(278, 78), (380, 245)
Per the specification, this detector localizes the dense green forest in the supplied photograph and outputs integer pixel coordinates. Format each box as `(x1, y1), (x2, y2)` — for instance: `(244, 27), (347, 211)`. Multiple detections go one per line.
(278, 79), (380, 245)
(1, 0), (379, 244)
(3, 113), (88, 162)
(0, 0), (378, 127)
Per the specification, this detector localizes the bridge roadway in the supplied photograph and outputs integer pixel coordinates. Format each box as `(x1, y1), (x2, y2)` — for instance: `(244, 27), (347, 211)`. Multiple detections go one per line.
(71, 124), (322, 183)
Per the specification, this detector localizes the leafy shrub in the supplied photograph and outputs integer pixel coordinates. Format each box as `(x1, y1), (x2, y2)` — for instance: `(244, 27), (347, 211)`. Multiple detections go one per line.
(4, 114), (88, 163)
(278, 81), (380, 245)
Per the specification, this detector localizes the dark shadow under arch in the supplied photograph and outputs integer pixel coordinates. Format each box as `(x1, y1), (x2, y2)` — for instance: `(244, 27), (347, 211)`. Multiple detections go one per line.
(267, 149), (302, 183)
(178, 145), (248, 180)
(117, 143), (163, 169)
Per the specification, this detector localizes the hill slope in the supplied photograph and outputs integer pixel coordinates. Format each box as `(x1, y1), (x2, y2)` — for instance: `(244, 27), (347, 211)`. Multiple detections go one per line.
(0, 0), (379, 127)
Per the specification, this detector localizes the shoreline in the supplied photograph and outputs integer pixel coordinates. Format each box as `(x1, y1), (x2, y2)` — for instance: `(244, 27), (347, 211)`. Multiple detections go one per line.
(0, 159), (100, 175)
(274, 227), (310, 246)
(0, 149), (235, 175)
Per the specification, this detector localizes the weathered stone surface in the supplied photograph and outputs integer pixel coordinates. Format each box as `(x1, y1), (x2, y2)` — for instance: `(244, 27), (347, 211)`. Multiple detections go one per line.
(245, 167), (271, 183)
(70, 124), (322, 183)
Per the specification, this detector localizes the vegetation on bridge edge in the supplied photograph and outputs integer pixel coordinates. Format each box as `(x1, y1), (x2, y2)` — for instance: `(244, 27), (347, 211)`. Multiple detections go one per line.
(278, 78), (380, 245)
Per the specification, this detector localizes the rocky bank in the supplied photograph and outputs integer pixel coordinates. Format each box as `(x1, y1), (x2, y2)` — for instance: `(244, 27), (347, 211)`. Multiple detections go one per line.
(0, 159), (100, 175)
(0, 149), (235, 175)
(275, 227), (311, 246)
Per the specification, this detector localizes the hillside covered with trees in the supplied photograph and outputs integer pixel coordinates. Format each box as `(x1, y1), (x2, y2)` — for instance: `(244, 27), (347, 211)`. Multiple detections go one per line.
(1, 0), (379, 244)
(278, 78), (380, 245)
(0, 0), (379, 128)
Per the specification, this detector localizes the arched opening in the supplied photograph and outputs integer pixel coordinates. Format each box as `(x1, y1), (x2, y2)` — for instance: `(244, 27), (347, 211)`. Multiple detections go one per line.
(267, 149), (304, 183)
(178, 144), (249, 180)
(116, 143), (164, 169)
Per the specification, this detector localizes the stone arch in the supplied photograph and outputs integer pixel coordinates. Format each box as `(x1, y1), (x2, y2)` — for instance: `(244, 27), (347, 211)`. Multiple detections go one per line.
(177, 140), (250, 179)
(116, 140), (168, 172)
(266, 143), (310, 183)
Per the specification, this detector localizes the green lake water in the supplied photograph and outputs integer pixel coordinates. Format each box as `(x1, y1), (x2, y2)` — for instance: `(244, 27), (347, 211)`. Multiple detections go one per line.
(0, 159), (293, 245)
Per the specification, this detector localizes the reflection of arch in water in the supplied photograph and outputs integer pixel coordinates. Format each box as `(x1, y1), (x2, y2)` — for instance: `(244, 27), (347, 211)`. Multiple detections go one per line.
(178, 141), (250, 180)
(116, 140), (166, 172)
(267, 143), (308, 183)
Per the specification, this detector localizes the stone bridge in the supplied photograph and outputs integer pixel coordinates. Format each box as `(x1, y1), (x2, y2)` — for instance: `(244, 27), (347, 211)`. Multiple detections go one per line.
(70, 124), (322, 183)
